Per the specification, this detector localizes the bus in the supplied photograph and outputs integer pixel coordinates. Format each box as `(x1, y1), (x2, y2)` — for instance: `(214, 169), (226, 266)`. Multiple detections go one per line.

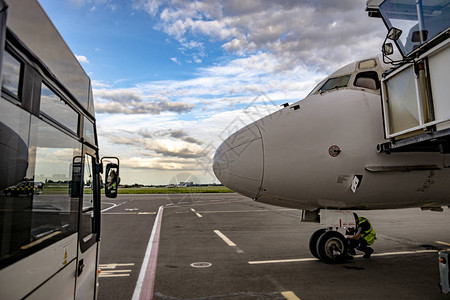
(0, 0), (119, 299)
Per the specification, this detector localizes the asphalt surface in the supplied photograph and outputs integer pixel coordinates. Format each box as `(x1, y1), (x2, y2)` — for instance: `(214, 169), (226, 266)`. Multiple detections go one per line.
(98, 193), (450, 300)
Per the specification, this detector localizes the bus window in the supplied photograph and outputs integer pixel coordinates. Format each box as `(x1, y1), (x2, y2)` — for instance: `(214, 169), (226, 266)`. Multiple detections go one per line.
(84, 117), (96, 145)
(81, 153), (96, 244)
(0, 115), (81, 267)
(40, 82), (79, 134)
(1, 50), (22, 100)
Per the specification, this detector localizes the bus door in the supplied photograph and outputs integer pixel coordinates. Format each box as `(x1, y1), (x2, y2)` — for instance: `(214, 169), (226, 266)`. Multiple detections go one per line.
(75, 146), (100, 300)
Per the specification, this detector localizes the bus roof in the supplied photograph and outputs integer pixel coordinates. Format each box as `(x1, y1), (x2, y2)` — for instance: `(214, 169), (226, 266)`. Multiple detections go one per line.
(6, 0), (95, 117)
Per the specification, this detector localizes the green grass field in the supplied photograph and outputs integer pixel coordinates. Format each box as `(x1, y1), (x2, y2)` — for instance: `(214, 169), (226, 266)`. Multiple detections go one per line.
(37, 184), (233, 195)
(116, 186), (233, 194)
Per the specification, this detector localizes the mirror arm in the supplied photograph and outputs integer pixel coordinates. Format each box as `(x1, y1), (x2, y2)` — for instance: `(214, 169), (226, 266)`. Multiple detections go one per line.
(95, 162), (103, 174)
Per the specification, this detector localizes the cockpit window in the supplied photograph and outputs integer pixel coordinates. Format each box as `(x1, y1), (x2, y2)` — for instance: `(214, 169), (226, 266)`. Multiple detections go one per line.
(318, 75), (351, 93)
(353, 71), (380, 90)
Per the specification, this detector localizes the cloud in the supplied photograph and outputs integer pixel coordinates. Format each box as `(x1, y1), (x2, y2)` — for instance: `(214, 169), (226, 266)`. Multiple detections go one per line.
(170, 57), (181, 65)
(135, 0), (386, 72)
(95, 100), (193, 114)
(76, 55), (89, 63)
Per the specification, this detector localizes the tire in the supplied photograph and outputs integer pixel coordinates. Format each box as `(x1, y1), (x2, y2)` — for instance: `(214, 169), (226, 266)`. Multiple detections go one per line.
(309, 229), (326, 259)
(4, 191), (12, 197)
(316, 231), (347, 264)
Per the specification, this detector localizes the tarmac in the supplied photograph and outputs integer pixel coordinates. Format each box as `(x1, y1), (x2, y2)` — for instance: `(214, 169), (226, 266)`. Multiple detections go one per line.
(98, 193), (450, 300)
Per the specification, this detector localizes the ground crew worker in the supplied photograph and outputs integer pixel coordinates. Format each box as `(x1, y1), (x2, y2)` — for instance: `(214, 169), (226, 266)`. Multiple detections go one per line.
(345, 213), (376, 258)
(106, 170), (117, 194)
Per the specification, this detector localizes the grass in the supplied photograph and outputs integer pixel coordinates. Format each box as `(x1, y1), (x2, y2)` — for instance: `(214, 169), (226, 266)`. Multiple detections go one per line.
(36, 184), (233, 195)
(116, 186), (233, 194)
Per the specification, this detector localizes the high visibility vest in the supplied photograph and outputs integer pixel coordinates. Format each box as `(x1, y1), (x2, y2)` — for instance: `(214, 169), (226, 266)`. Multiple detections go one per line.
(358, 217), (376, 245)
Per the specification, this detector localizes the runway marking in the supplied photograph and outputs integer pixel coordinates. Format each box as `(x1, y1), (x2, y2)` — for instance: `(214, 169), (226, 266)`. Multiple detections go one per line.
(249, 258), (317, 264)
(281, 291), (301, 300)
(103, 212), (156, 215)
(190, 208), (203, 218)
(198, 209), (295, 214)
(99, 263), (134, 278)
(132, 205), (164, 300)
(214, 230), (244, 254)
(436, 241), (450, 246)
(101, 201), (129, 213)
(249, 249), (448, 265)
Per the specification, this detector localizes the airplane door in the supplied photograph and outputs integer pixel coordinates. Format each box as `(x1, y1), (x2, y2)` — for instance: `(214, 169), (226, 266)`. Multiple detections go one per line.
(75, 147), (100, 300)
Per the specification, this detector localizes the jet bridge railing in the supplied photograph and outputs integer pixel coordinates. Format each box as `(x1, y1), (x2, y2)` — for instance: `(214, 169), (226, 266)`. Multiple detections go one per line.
(381, 37), (450, 141)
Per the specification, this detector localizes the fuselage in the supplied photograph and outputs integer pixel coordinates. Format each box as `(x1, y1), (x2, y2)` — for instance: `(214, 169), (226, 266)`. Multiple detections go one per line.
(213, 57), (450, 210)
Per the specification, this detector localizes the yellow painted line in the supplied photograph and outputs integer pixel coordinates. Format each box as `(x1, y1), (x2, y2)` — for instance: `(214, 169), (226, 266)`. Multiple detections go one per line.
(281, 291), (301, 300)
(436, 241), (450, 246)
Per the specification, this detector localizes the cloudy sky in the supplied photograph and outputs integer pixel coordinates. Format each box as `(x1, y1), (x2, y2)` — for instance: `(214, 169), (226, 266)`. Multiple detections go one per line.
(39, 0), (387, 185)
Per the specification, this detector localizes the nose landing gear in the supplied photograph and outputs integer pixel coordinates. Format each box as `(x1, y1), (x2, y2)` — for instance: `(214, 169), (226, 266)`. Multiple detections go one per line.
(310, 229), (348, 263)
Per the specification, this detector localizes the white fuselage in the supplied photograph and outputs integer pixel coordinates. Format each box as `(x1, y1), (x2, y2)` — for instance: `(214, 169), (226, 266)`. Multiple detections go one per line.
(213, 57), (450, 210)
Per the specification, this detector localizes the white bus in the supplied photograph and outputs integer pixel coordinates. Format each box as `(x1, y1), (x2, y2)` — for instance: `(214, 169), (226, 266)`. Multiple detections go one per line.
(0, 0), (119, 299)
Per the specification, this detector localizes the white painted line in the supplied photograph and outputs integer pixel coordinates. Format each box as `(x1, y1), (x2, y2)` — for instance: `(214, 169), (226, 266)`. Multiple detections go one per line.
(190, 208), (203, 218)
(214, 230), (237, 247)
(198, 209), (295, 214)
(436, 241), (450, 246)
(102, 212), (156, 215)
(101, 202), (118, 213)
(249, 249), (447, 265)
(249, 258), (317, 265)
(281, 291), (301, 300)
(132, 206), (164, 300)
(100, 263), (134, 269)
(100, 270), (132, 274)
(101, 201), (128, 213)
(99, 273), (131, 278)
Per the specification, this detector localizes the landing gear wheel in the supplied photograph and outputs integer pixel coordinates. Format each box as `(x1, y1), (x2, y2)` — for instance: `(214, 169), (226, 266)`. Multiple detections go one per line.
(309, 229), (326, 259)
(316, 231), (347, 264)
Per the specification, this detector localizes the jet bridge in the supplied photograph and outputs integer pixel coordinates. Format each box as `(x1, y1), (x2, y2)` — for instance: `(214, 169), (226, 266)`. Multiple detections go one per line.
(367, 0), (450, 153)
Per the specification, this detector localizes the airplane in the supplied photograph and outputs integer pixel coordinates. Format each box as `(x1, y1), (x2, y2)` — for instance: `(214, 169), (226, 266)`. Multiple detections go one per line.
(213, 54), (450, 263)
(213, 0), (450, 265)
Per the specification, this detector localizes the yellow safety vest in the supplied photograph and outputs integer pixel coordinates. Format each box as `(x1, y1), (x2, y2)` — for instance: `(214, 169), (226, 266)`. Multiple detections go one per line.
(358, 217), (377, 245)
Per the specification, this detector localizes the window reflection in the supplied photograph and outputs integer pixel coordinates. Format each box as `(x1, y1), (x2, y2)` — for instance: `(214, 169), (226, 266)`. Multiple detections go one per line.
(0, 112), (81, 265)
(40, 83), (79, 134)
(84, 117), (95, 144)
(81, 154), (95, 242)
(1, 50), (22, 99)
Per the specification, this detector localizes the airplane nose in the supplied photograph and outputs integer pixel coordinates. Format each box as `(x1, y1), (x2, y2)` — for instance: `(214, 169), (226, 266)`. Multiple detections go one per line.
(213, 123), (263, 199)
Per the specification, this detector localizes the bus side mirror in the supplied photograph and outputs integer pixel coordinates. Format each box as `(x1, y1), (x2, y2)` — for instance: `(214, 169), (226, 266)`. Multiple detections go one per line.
(382, 27), (403, 64)
(387, 27), (402, 41)
(383, 42), (394, 55)
(105, 162), (119, 198)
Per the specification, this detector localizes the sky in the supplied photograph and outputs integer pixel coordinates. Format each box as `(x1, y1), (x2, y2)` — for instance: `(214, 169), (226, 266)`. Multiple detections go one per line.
(38, 0), (387, 186)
